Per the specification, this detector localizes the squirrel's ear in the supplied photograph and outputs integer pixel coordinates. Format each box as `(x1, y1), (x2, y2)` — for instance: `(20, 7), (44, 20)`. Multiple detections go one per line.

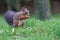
(21, 7), (25, 11)
(22, 9), (25, 11)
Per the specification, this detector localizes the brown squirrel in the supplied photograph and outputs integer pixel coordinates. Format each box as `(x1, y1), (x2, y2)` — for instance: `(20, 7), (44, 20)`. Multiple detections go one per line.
(4, 7), (30, 33)
(4, 7), (30, 28)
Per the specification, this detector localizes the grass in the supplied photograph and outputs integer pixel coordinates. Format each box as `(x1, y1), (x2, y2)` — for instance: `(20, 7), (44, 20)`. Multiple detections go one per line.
(0, 15), (60, 40)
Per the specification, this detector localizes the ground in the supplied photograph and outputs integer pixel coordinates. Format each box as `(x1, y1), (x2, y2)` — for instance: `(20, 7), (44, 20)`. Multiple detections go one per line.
(0, 15), (60, 40)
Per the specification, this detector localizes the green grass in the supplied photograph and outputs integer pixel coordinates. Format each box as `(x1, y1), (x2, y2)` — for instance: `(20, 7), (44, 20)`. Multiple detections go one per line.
(0, 15), (60, 40)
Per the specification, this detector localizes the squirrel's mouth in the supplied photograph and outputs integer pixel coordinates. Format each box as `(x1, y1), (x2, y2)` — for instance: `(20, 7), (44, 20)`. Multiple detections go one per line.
(20, 16), (30, 20)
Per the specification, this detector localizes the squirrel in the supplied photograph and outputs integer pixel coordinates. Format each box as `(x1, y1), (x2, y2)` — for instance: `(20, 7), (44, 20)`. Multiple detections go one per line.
(4, 7), (30, 28)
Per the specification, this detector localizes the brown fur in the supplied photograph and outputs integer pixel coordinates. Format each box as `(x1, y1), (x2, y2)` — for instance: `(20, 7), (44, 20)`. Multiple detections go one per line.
(13, 7), (30, 28)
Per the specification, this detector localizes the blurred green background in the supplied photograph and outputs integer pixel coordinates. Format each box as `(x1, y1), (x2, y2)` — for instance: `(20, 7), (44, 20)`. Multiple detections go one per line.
(0, 0), (60, 40)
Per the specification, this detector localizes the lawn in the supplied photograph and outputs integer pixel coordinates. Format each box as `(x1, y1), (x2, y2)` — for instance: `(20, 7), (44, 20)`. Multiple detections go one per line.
(0, 15), (60, 40)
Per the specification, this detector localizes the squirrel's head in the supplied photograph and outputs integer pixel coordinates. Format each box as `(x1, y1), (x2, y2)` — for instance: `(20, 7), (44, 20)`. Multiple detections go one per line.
(20, 7), (30, 20)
